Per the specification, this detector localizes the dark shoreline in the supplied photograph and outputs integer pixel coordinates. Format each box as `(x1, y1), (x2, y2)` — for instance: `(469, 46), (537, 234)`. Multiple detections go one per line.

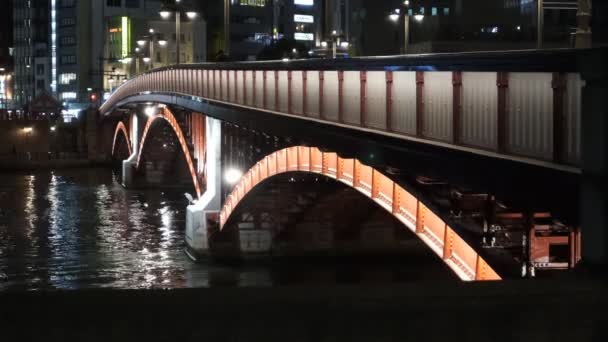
(1, 278), (607, 341)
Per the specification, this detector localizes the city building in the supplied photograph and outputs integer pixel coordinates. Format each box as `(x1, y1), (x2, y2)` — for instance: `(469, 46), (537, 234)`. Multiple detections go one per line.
(11, 0), (207, 119)
(12, 0), (51, 108)
(356, 0), (587, 56)
(91, 0), (164, 103)
(0, 69), (14, 113)
(279, 0), (323, 51)
(222, 0), (324, 61)
(92, 0), (206, 98)
(55, 0), (92, 120)
(227, 0), (274, 61)
(0, 0), (13, 109)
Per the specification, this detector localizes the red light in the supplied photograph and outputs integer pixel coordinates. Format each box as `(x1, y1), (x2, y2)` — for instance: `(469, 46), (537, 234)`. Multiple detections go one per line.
(90, 93), (97, 101)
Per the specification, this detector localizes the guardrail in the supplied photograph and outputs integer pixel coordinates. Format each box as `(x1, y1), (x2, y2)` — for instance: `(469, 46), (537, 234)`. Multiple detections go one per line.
(101, 49), (603, 168)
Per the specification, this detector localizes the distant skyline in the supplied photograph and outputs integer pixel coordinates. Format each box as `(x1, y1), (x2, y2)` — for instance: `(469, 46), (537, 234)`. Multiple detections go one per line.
(0, 0), (12, 68)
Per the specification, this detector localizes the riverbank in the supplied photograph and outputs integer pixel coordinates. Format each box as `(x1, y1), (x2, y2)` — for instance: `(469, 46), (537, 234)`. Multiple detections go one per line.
(1, 277), (606, 341)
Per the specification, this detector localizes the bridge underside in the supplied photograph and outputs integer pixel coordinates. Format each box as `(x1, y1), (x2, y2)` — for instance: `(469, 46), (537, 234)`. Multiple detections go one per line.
(221, 173), (457, 279)
(109, 94), (580, 227)
(104, 98), (584, 280)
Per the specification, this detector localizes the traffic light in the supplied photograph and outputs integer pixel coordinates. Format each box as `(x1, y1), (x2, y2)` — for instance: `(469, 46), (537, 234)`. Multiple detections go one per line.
(90, 93), (97, 102)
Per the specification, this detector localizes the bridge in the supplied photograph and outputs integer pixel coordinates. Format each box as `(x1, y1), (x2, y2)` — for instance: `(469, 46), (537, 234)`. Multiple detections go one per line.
(98, 48), (608, 282)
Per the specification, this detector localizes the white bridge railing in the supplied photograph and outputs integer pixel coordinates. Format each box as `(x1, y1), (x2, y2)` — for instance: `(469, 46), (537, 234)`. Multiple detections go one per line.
(101, 52), (584, 168)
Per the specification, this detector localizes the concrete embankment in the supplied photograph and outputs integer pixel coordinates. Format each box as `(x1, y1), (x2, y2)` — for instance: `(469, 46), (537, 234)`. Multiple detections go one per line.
(1, 278), (606, 341)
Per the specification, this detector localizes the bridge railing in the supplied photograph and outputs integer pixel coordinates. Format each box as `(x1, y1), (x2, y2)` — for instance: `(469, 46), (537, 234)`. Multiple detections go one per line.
(101, 49), (600, 168)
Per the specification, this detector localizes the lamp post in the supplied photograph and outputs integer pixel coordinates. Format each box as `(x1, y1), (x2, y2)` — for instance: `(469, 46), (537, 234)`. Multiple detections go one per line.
(575, 0), (592, 48)
(537, 0), (544, 49)
(137, 30), (168, 71)
(390, 2), (423, 54)
(160, 1), (198, 65)
(224, 0), (230, 56)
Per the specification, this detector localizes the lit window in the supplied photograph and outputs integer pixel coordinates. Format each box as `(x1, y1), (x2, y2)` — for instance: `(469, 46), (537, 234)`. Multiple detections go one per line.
(432, 7), (437, 16)
(61, 92), (77, 100)
(443, 8), (450, 16)
(59, 73), (77, 85)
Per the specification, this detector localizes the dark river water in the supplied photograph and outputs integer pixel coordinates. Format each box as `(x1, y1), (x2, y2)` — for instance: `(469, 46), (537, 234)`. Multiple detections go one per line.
(0, 168), (452, 290)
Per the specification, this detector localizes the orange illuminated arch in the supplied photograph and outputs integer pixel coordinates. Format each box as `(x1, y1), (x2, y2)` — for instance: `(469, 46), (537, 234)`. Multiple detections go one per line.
(112, 121), (132, 157)
(136, 107), (202, 199)
(220, 146), (501, 282)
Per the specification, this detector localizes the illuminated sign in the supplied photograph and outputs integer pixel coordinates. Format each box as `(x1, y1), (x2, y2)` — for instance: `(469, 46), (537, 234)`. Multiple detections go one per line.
(294, 32), (314, 41)
(109, 28), (121, 33)
(294, 0), (313, 5)
(294, 14), (314, 23)
(121, 16), (131, 58)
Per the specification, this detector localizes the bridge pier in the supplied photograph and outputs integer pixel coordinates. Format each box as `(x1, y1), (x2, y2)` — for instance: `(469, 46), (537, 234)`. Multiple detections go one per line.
(580, 49), (608, 271)
(185, 117), (222, 258)
(122, 113), (139, 188)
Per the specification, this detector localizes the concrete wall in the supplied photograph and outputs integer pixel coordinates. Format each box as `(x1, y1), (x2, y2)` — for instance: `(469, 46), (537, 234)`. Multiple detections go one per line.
(0, 120), (50, 160)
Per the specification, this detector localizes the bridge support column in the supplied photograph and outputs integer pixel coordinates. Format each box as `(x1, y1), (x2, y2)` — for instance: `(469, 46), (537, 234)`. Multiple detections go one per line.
(185, 117), (222, 258)
(122, 114), (140, 188)
(238, 228), (272, 256)
(580, 49), (608, 271)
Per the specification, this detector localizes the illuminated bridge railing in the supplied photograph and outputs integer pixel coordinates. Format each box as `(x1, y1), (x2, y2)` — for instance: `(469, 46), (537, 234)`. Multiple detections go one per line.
(101, 49), (588, 168)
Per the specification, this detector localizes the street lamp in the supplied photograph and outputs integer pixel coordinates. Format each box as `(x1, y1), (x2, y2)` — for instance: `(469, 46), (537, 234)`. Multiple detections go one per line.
(389, 2), (424, 54)
(159, 1), (199, 65)
(136, 31), (169, 70)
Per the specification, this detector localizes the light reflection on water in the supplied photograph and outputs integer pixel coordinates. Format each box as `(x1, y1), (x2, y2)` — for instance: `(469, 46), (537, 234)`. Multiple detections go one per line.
(0, 168), (451, 290)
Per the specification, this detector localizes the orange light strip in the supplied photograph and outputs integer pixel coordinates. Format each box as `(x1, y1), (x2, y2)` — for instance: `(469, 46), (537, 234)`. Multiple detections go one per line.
(218, 146), (501, 282)
(111, 121), (132, 157)
(136, 107), (202, 199)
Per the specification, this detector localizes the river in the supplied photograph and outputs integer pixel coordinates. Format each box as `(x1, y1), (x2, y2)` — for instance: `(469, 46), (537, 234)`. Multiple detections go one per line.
(0, 168), (452, 290)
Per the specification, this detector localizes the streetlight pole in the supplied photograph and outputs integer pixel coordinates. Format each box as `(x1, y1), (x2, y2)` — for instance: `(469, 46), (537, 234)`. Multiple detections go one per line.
(403, 14), (410, 54)
(160, 2), (197, 65)
(176, 11), (181, 65)
(537, 0), (544, 49)
(149, 30), (156, 69)
(224, 0), (230, 56)
(575, 0), (592, 48)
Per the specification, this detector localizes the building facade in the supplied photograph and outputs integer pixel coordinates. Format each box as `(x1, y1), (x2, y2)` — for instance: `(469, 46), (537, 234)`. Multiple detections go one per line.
(55, 0), (92, 119)
(356, 0), (584, 56)
(92, 0), (206, 98)
(12, 0), (51, 109)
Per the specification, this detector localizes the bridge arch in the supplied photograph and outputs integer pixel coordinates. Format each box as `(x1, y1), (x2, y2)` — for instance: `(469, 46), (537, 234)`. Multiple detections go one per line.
(111, 121), (132, 157)
(220, 146), (501, 282)
(136, 107), (202, 199)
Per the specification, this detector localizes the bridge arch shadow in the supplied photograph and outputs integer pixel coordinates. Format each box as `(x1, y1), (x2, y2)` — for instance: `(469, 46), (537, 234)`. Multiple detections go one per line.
(220, 146), (501, 282)
(136, 107), (202, 199)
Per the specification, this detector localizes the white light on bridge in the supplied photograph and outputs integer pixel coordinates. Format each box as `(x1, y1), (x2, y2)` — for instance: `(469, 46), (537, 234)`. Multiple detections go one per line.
(224, 168), (243, 185)
(145, 106), (157, 117)
(414, 14), (424, 22)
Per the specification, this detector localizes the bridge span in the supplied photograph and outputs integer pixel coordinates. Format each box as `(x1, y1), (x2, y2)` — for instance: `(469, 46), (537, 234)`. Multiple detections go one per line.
(99, 48), (608, 281)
